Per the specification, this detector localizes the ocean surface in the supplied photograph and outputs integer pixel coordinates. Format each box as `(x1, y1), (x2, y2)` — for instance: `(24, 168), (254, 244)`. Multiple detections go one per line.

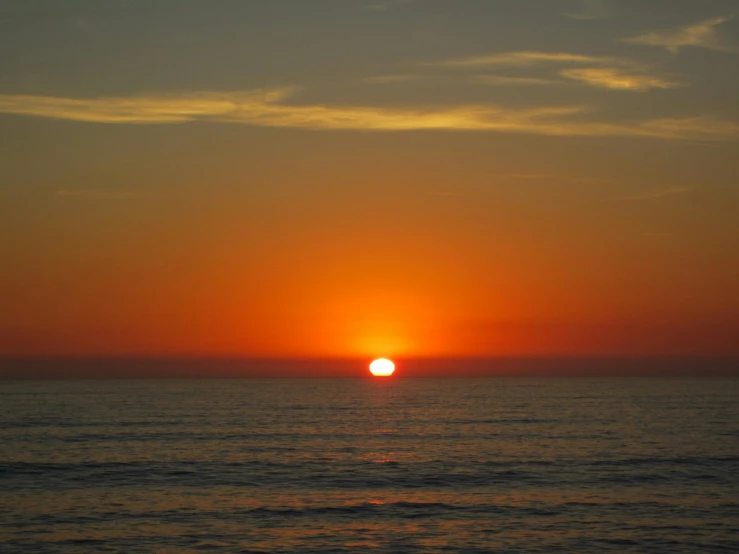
(1, 378), (737, 553)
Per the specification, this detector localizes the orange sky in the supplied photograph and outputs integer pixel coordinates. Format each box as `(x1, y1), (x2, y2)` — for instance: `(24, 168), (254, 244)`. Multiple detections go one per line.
(1, 1), (738, 363)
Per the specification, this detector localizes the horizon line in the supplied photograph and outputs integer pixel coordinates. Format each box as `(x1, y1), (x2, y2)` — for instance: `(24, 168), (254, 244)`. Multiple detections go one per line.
(2, 356), (737, 380)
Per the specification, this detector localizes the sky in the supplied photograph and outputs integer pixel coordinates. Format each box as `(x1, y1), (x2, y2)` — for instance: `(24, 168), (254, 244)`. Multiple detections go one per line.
(0, 0), (738, 362)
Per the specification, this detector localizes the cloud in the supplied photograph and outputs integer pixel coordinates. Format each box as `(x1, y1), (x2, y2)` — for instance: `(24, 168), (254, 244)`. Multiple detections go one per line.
(0, 90), (737, 141)
(428, 50), (683, 92)
(362, 74), (428, 84)
(639, 116), (739, 139)
(224, 99), (589, 133)
(560, 68), (685, 91)
(363, 73), (556, 86)
(621, 186), (697, 201)
(499, 173), (616, 184)
(622, 16), (734, 53)
(0, 89), (293, 123)
(55, 188), (143, 199)
(0, 89), (585, 131)
(473, 75), (557, 86)
(432, 50), (630, 68)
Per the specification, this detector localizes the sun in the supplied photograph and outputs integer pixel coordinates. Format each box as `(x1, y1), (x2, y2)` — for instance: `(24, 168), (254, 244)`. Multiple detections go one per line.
(369, 358), (395, 377)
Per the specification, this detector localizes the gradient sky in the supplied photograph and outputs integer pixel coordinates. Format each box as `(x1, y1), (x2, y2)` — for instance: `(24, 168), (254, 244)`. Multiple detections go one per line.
(1, 0), (738, 359)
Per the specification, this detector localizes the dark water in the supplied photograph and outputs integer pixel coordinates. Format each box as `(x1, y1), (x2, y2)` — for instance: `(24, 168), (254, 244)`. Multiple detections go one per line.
(1, 378), (738, 553)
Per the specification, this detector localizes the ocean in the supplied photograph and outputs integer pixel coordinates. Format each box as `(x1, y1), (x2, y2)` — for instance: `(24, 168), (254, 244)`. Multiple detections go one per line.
(1, 378), (737, 553)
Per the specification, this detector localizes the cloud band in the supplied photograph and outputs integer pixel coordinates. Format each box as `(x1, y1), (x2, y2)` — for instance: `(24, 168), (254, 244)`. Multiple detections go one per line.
(0, 89), (736, 141)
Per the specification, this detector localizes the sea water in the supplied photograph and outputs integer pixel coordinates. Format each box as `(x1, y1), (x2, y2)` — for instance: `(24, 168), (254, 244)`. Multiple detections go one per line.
(1, 378), (737, 553)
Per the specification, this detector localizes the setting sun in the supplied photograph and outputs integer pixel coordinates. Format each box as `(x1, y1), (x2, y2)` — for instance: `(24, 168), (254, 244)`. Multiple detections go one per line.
(369, 358), (395, 377)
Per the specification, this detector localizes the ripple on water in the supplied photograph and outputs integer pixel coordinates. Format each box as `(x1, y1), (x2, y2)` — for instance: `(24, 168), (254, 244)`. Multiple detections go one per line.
(1, 378), (738, 553)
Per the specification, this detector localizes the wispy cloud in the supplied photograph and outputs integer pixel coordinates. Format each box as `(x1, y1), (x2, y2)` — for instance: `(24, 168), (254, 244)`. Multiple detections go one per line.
(363, 73), (556, 86)
(473, 75), (557, 86)
(0, 90), (737, 141)
(431, 50), (629, 68)
(499, 173), (616, 184)
(428, 50), (683, 92)
(0, 89), (293, 123)
(56, 188), (144, 199)
(362, 74), (428, 84)
(0, 89), (585, 131)
(621, 186), (697, 201)
(560, 68), (685, 91)
(639, 117), (739, 140)
(622, 16), (734, 53)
